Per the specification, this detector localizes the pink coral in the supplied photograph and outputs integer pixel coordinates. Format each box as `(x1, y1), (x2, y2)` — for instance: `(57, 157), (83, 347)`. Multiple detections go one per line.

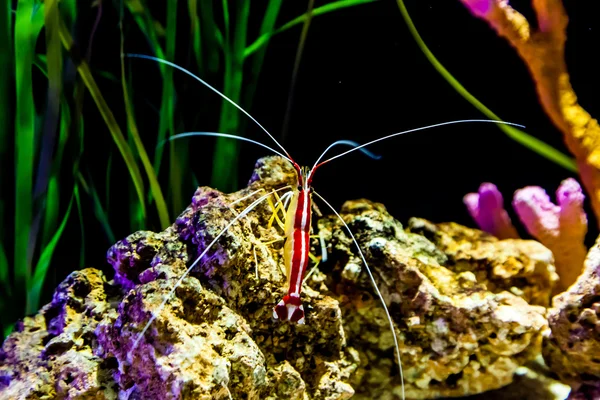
(556, 178), (587, 242)
(512, 186), (560, 244)
(465, 179), (588, 292)
(461, 0), (493, 17)
(463, 183), (519, 239)
(513, 178), (587, 292)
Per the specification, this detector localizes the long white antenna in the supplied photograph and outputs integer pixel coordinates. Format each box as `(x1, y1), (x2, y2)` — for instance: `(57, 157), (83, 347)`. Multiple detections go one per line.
(313, 190), (405, 400)
(164, 132), (293, 163)
(308, 119), (526, 181)
(125, 53), (294, 160)
(320, 140), (382, 160)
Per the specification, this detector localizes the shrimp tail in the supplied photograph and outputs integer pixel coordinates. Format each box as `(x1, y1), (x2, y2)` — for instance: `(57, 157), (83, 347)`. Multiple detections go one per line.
(273, 293), (305, 324)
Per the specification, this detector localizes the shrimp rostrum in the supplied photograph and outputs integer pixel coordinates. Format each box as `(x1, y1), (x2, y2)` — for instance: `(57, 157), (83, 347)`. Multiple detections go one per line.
(127, 54), (525, 400)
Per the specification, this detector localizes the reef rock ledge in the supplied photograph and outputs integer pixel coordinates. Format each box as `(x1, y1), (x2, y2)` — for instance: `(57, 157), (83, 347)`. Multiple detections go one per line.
(0, 156), (562, 399)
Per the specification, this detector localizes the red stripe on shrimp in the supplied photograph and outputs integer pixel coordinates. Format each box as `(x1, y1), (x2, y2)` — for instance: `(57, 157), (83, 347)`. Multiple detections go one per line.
(294, 190), (310, 230)
(273, 228), (310, 324)
(289, 230), (310, 294)
(274, 189), (312, 324)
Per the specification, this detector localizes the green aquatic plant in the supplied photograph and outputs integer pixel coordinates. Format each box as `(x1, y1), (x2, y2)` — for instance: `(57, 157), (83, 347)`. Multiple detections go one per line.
(0, 0), (13, 339)
(0, 0), (75, 337)
(396, 0), (577, 172)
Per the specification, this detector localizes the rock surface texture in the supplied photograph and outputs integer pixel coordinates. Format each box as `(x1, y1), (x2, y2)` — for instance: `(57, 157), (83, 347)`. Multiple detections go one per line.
(0, 156), (561, 399)
(544, 235), (600, 399)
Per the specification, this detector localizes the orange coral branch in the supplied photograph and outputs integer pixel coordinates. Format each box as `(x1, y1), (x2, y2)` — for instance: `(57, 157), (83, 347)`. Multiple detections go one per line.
(460, 0), (600, 227)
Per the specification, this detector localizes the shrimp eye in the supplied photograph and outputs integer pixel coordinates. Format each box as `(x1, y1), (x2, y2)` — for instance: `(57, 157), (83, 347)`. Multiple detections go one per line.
(297, 185), (302, 191)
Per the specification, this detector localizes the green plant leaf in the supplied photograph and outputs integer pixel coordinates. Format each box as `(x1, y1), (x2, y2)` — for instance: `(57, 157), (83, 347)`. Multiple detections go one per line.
(211, 0), (249, 192)
(14, 0), (45, 315)
(281, 0), (315, 142)
(58, 15), (148, 219)
(35, 0), (62, 199)
(245, 0), (379, 58)
(36, 19), (71, 247)
(0, 0), (11, 158)
(396, 0), (577, 172)
(3, 322), (14, 339)
(34, 53), (47, 74)
(0, 0), (13, 253)
(125, 0), (165, 72)
(149, 1), (173, 181)
(241, 0), (283, 133)
(54, 79), (71, 164)
(74, 184), (85, 267)
(120, 13), (171, 229)
(0, 241), (10, 297)
(198, 0), (222, 73)
(162, 0), (183, 217)
(94, 68), (120, 84)
(26, 187), (75, 315)
(105, 152), (112, 213)
(187, 0), (203, 75)
(33, 58), (78, 253)
(41, 176), (60, 248)
(77, 173), (116, 244)
(60, 0), (77, 28)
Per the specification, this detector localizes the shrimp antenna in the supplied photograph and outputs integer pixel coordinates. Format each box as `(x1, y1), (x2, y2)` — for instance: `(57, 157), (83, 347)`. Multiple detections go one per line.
(308, 119), (526, 182)
(124, 53), (294, 161)
(313, 190), (405, 400)
(129, 185), (291, 357)
(160, 132), (293, 163)
(326, 140), (382, 160)
(162, 134), (379, 176)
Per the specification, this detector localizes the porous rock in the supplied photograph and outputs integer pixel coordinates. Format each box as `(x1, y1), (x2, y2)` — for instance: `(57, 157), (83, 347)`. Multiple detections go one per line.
(407, 218), (559, 307)
(1, 156), (556, 399)
(543, 235), (600, 398)
(454, 357), (570, 400)
(0, 268), (118, 399)
(319, 200), (552, 399)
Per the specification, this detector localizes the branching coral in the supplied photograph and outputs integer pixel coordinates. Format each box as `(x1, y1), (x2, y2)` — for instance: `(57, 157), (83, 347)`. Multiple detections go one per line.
(463, 182), (519, 239)
(465, 179), (587, 292)
(513, 178), (588, 292)
(459, 0), (600, 227)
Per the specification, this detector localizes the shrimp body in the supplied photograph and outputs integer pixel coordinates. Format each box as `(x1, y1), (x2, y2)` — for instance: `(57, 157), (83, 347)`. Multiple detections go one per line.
(273, 176), (313, 324)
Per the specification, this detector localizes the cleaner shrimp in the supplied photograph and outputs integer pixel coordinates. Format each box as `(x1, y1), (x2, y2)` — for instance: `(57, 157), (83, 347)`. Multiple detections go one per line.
(126, 53), (525, 399)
